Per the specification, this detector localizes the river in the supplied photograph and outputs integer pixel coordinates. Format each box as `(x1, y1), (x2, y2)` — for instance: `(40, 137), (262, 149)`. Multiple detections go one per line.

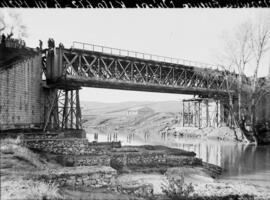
(87, 132), (270, 188)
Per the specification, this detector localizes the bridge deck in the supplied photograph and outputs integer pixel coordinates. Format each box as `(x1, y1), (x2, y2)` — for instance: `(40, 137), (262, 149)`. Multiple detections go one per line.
(45, 42), (250, 98)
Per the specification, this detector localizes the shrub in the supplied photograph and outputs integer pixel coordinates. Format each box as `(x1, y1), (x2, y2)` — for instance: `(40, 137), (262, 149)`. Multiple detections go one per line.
(161, 175), (194, 200)
(1, 178), (63, 200)
(26, 181), (63, 200)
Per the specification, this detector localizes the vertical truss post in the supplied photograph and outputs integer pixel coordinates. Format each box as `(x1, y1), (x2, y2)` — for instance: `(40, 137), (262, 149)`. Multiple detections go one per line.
(192, 101), (197, 127)
(219, 100), (225, 126)
(182, 100), (185, 127)
(63, 90), (69, 129)
(188, 101), (191, 127)
(216, 100), (219, 127)
(71, 90), (74, 129)
(76, 90), (82, 129)
(206, 99), (209, 127)
(199, 101), (201, 128)
(229, 95), (233, 127)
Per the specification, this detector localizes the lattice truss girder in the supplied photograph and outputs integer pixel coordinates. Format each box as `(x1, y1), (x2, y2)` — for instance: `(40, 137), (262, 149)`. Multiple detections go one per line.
(61, 50), (239, 92)
(44, 89), (82, 131)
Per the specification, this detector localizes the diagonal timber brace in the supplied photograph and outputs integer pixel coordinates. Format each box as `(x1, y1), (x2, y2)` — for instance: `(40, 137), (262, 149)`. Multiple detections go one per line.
(43, 88), (82, 131)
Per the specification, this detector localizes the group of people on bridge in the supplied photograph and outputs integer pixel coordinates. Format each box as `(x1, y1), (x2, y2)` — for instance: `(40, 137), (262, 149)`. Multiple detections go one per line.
(1, 33), (26, 48)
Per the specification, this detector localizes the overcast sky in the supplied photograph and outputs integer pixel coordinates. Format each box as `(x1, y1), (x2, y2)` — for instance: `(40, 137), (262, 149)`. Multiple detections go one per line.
(1, 9), (269, 102)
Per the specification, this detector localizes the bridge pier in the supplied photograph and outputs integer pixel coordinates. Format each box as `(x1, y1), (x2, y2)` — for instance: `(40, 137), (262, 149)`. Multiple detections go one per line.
(182, 98), (202, 128)
(43, 88), (82, 131)
(181, 98), (228, 128)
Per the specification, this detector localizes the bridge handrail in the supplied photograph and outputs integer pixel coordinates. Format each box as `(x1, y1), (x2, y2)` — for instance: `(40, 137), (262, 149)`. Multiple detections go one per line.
(72, 41), (218, 70)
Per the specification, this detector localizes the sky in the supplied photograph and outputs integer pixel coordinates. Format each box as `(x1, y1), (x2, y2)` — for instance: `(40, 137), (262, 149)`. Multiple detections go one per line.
(1, 9), (270, 103)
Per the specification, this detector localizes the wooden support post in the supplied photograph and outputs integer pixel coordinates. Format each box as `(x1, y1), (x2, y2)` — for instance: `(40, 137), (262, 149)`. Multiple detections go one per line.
(53, 91), (59, 129)
(220, 100), (224, 126)
(229, 95), (233, 127)
(194, 102), (197, 127)
(76, 90), (81, 129)
(71, 90), (74, 129)
(63, 90), (69, 129)
(198, 102), (202, 128)
(188, 101), (191, 127)
(216, 100), (219, 127)
(182, 100), (185, 127)
(206, 99), (209, 127)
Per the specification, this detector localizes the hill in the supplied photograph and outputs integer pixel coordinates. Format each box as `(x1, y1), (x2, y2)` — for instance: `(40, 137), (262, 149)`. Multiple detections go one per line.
(81, 100), (182, 116)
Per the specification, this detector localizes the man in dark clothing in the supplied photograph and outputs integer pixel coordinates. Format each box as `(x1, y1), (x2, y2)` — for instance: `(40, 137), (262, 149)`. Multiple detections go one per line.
(39, 40), (43, 50)
(48, 38), (55, 49)
(1, 34), (6, 47)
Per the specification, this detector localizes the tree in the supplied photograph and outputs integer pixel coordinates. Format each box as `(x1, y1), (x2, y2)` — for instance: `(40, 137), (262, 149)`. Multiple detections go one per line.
(217, 15), (270, 144)
(221, 22), (253, 121)
(249, 20), (270, 139)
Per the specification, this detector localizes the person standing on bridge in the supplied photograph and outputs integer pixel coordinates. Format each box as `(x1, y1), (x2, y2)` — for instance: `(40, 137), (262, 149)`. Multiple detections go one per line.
(39, 40), (43, 50)
(1, 34), (6, 47)
(48, 38), (55, 49)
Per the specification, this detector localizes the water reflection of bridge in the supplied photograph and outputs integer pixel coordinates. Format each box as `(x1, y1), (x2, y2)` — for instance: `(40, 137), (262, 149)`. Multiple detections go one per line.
(176, 140), (222, 166)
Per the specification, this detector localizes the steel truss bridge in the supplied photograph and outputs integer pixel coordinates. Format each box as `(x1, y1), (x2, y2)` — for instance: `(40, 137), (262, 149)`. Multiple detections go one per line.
(42, 41), (251, 131)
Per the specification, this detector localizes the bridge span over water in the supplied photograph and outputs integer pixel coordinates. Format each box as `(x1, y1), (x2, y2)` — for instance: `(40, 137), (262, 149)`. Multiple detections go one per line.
(42, 42), (251, 130)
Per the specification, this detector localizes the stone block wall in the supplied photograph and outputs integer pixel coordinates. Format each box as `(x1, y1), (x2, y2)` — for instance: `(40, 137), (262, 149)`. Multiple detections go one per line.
(24, 138), (121, 155)
(56, 155), (111, 167)
(24, 138), (94, 155)
(110, 152), (202, 171)
(0, 54), (45, 130)
(31, 166), (117, 189)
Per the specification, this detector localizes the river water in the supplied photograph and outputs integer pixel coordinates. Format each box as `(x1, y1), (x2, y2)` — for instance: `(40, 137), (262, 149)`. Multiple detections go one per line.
(87, 132), (270, 187)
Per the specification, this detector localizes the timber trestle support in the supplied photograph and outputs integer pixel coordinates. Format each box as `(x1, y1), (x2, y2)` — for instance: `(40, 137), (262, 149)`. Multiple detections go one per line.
(43, 88), (82, 131)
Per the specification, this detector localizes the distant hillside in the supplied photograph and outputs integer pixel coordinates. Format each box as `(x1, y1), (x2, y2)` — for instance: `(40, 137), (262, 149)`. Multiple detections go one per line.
(81, 100), (183, 142)
(81, 101), (182, 116)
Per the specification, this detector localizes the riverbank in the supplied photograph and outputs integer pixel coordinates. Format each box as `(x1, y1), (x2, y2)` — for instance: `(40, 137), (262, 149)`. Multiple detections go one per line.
(166, 126), (247, 142)
(1, 136), (270, 200)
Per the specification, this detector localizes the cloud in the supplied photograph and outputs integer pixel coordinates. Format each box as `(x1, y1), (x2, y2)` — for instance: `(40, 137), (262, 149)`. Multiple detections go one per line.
(0, 10), (28, 39)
